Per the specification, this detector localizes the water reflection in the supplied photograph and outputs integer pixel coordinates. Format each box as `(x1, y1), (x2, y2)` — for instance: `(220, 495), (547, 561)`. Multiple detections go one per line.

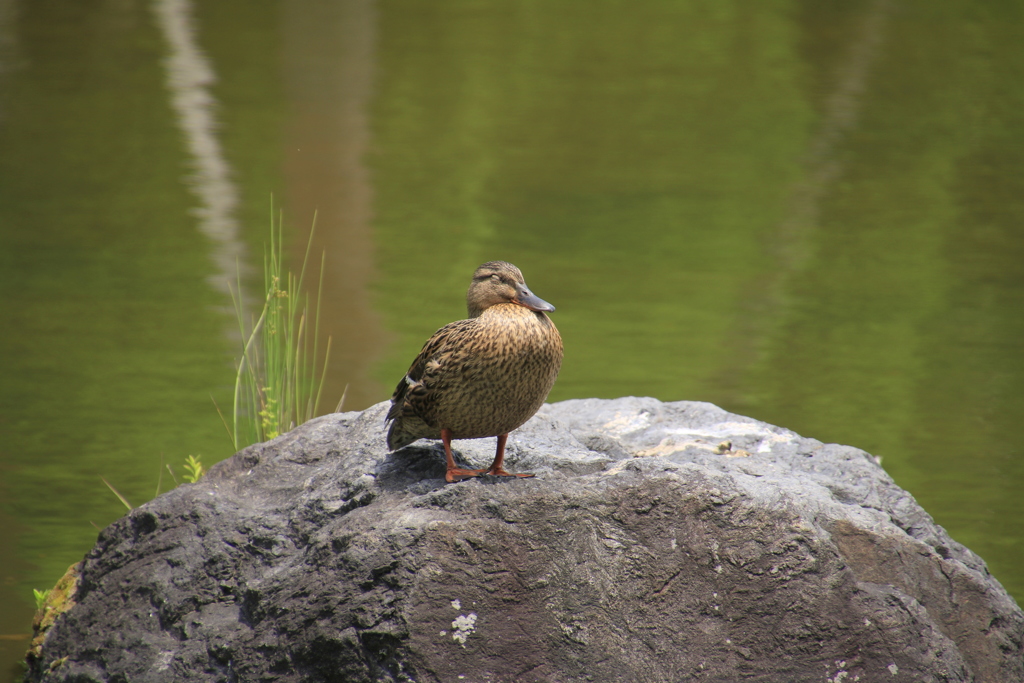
(281, 0), (389, 411)
(153, 0), (246, 299)
(715, 0), (892, 400)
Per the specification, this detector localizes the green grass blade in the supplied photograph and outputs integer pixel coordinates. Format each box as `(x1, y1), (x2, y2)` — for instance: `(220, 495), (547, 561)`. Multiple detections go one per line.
(101, 477), (133, 511)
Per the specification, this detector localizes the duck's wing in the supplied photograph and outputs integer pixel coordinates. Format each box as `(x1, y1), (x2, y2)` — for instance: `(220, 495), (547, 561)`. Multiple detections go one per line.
(385, 319), (476, 425)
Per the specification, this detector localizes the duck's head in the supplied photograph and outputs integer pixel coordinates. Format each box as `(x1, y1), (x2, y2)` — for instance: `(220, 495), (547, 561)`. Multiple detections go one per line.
(467, 261), (556, 318)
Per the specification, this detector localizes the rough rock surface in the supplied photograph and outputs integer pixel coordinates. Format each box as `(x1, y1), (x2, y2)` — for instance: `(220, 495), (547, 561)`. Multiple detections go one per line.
(26, 398), (1024, 682)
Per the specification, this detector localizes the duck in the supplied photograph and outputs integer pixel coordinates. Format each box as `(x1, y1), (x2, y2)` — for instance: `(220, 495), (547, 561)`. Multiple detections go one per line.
(385, 261), (563, 482)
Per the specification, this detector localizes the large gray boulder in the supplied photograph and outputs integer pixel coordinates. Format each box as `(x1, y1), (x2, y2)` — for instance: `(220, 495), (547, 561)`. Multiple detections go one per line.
(26, 398), (1023, 682)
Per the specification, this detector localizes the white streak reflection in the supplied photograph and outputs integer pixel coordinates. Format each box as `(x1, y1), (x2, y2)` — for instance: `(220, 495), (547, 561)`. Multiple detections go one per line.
(153, 0), (245, 300)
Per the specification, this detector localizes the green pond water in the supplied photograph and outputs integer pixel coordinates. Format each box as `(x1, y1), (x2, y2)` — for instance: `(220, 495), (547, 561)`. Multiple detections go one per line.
(2, 0), (1023, 677)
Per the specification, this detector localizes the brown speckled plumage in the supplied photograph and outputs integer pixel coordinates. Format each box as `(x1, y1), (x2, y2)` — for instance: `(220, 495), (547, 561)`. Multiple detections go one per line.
(385, 261), (563, 480)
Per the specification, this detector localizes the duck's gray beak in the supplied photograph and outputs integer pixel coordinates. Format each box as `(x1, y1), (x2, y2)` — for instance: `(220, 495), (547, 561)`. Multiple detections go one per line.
(514, 282), (555, 312)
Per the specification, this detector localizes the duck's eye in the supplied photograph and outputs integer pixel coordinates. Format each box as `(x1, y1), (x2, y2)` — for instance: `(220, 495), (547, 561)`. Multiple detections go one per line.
(490, 274), (501, 283)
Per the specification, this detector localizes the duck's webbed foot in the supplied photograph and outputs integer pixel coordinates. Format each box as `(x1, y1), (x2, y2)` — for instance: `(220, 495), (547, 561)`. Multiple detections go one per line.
(481, 433), (535, 479)
(445, 467), (485, 483)
(441, 428), (486, 483)
(483, 468), (535, 478)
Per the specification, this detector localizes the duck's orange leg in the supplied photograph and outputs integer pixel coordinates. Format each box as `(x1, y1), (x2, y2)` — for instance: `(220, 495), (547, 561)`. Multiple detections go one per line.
(483, 433), (535, 478)
(442, 428), (485, 483)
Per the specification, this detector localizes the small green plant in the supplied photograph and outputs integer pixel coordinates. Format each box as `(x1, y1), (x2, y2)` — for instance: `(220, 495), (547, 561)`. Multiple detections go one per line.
(223, 211), (331, 450)
(33, 588), (51, 611)
(182, 454), (205, 483)
(257, 394), (280, 440)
